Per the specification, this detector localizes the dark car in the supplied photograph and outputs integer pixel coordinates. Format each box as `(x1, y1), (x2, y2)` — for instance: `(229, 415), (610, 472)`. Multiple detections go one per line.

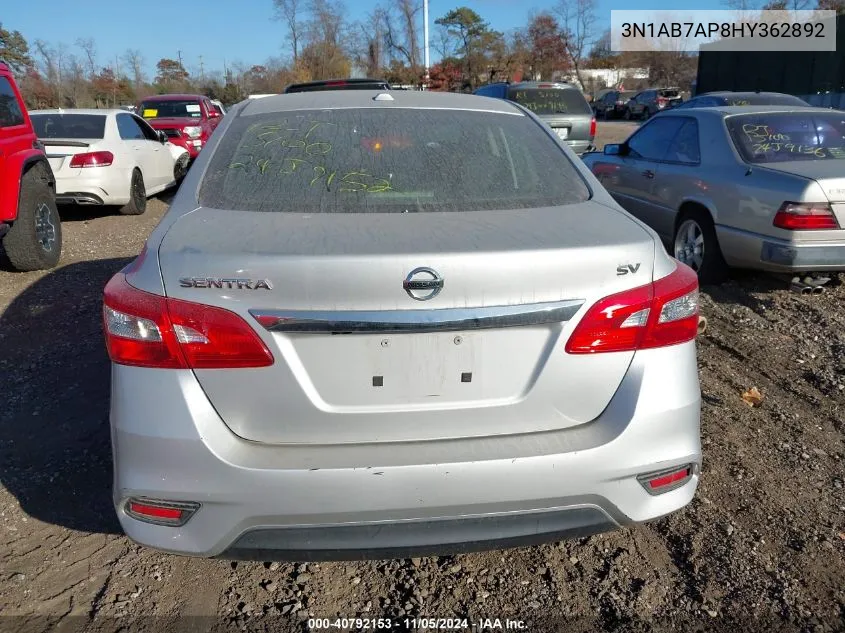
(675, 91), (810, 110)
(594, 90), (637, 120)
(626, 88), (683, 120)
(474, 81), (596, 155)
(284, 78), (390, 93)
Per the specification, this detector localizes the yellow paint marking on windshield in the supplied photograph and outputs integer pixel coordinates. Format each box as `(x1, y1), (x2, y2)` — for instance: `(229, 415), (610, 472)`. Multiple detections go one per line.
(229, 119), (397, 193)
(142, 109), (158, 118)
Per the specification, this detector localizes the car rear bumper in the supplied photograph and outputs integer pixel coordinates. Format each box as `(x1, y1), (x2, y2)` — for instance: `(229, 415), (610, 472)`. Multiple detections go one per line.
(53, 169), (133, 205)
(567, 140), (594, 155)
(110, 343), (701, 560)
(716, 225), (845, 272)
(222, 506), (616, 561)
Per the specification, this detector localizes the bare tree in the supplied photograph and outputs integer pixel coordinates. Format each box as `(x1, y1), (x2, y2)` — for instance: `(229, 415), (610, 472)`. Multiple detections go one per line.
(433, 25), (454, 60)
(300, 0), (352, 80)
(75, 37), (97, 78)
(351, 8), (384, 78)
(722, 0), (759, 8)
(124, 49), (145, 89)
(273, 0), (303, 63)
(34, 40), (64, 106)
(553, 0), (597, 90)
(65, 54), (87, 106)
(381, 0), (421, 76)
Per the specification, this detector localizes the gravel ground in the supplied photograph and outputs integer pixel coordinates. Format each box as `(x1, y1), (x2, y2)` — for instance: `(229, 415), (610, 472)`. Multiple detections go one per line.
(1, 122), (843, 633)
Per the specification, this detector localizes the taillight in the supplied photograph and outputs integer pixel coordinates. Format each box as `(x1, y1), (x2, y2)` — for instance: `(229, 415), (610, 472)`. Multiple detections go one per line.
(125, 498), (199, 526)
(565, 262), (699, 354)
(638, 465), (694, 494)
(103, 273), (274, 369)
(69, 151), (114, 168)
(773, 202), (839, 230)
(589, 117), (597, 137)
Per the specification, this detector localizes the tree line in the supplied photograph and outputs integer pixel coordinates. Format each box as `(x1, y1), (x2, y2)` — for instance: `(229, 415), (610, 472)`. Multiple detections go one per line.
(2, 0), (843, 110)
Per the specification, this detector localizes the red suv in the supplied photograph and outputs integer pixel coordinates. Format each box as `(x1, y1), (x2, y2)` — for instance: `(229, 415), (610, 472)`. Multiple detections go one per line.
(0, 61), (61, 271)
(138, 94), (222, 160)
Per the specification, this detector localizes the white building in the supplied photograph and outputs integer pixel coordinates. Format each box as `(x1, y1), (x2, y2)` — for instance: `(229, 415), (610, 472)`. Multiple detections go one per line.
(554, 68), (649, 91)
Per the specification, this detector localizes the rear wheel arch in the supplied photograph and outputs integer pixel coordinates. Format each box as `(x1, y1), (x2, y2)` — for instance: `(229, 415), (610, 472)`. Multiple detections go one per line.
(675, 201), (715, 233)
(674, 201), (729, 284)
(119, 168), (147, 216)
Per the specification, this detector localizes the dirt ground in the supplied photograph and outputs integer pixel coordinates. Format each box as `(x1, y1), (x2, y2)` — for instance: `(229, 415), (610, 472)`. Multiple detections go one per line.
(1, 122), (843, 633)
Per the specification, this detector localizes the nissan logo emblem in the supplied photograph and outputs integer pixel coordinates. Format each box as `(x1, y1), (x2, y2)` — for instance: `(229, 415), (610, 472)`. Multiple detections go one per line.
(403, 267), (444, 301)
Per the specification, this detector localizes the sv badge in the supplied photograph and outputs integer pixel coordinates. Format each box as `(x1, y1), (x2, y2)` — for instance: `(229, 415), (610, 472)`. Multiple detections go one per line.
(616, 263), (641, 276)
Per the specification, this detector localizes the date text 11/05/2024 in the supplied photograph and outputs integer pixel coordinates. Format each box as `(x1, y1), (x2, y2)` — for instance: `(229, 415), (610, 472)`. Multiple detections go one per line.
(308, 618), (529, 630)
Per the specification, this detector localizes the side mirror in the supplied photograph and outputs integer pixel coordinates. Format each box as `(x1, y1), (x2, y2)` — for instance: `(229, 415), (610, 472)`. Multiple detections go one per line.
(157, 130), (168, 143)
(604, 143), (622, 156)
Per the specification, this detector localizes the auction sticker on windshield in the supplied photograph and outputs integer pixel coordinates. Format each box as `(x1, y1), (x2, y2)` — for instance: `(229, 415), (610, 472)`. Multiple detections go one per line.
(142, 109), (157, 118)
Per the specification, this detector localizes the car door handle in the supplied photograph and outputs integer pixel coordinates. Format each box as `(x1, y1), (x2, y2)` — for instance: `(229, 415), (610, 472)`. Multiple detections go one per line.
(642, 170), (655, 179)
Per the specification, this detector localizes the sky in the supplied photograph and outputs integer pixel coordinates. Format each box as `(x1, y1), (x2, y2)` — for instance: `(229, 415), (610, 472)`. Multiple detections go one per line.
(3, 0), (725, 80)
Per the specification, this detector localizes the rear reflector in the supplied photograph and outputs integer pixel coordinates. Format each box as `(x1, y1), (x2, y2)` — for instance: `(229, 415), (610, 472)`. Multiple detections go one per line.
(103, 273), (274, 369)
(638, 465), (694, 494)
(565, 261), (699, 354)
(70, 151), (114, 168)
(773, 202), (839, 230)
(125, 498), (199, 526)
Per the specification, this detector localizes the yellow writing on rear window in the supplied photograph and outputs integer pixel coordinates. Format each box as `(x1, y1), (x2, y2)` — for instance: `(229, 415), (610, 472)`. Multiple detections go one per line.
(143, 109), (158, 118)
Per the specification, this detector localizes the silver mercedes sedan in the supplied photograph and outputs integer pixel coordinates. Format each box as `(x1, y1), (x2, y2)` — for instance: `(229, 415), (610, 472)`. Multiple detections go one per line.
(102, 90), (701, 560)
(582, 106), (845, 283)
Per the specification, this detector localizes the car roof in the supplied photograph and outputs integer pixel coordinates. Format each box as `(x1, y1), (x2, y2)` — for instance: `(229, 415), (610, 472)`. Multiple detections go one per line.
(0, 61), (9, 73)
(30, 108), (123, 116)
(664, 105), (835, 116)
(507, 81), (580, 90)
(140, 94), (206, 101)
(240, 90), (524, 116)
(701, 91), (796, 98)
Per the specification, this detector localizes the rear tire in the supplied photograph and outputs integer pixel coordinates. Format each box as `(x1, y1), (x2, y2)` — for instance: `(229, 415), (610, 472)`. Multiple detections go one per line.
(119, 169), (147, 216)
(673, 208), (729, 285)
(3, 163), (62, 271)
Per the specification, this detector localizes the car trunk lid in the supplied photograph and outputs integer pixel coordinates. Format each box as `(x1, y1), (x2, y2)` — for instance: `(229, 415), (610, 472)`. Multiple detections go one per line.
(154, 204), (657, 445)
(758, 161), (845, 227)
(41, 139), (96, 172)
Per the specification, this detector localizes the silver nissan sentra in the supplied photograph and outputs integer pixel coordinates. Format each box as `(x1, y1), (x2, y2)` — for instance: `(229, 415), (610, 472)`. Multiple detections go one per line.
(103, 90), (702, 561)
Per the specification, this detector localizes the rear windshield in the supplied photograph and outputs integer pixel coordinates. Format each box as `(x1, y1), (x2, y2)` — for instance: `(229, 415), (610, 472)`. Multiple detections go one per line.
(140, 100), (202, 119)
(727, 112), (845, 163)
(199, 108), (590, 213)
(507, 88), (592, 115)
(659, 90), (681, 99)
(31, 113), (106, 139)
(723, 94), (808, 106)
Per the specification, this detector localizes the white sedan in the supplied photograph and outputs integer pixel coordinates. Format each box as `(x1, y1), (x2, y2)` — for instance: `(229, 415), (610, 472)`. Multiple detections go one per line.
(30, 109), (190, 215)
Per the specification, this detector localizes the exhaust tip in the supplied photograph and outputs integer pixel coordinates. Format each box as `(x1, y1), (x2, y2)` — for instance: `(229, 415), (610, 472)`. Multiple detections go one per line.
(812, 286), (824, 295)
(697, 315), (708, 335)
